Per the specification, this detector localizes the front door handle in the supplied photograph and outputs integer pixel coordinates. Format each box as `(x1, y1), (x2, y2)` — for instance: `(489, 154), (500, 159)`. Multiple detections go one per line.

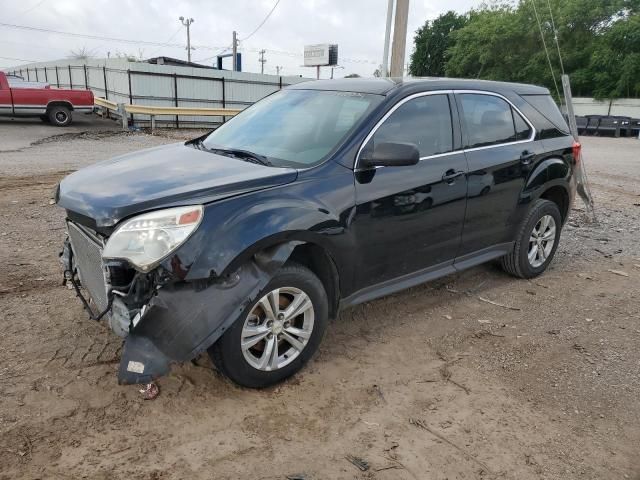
(520, 150), (535, 165)
(442, 169), (465, 183)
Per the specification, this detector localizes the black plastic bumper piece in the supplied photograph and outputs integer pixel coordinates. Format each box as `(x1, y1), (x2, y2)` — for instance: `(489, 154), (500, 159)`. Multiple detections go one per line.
(117, 333), (171, 385)
(115, 242), (299, 385)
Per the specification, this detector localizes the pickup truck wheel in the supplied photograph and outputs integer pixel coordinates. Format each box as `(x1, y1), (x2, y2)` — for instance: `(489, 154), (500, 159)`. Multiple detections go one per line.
(48, 106), (72, 127)
(209, 263), (328, 388)
(501, 199), (562, 279)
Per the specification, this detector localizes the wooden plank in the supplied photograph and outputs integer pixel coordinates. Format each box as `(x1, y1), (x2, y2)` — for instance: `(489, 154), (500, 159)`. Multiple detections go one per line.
(124, 105), (242, 116)
(94, 97), (118, 110)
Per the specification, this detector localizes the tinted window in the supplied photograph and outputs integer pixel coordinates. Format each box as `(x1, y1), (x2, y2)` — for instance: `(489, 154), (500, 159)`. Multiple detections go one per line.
(513, 110), (532, 140)
(522, 94), (569, 133)
(365, 94), (453, 158)
(203, 90), (382, 168)
(459, 94), (517, 148)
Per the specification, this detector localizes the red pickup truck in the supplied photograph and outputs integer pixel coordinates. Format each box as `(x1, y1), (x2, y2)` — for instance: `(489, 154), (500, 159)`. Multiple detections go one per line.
(0, 71), (94, 126)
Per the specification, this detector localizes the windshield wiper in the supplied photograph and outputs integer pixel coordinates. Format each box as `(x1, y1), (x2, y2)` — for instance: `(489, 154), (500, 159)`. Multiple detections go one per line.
(205, 146), (272, 166)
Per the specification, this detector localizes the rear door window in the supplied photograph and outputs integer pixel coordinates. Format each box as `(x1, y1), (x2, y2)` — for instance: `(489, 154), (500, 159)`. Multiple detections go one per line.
(458, 93), (519, 148)
(513, 110), (533, 140)
(365, 94), (454, 158)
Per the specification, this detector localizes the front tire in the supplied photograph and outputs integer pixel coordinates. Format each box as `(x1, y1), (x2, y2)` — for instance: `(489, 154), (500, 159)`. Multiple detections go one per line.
(501, 199), (562, 279)
(48, 105), (72, 127)
(209, 263), (328, 388)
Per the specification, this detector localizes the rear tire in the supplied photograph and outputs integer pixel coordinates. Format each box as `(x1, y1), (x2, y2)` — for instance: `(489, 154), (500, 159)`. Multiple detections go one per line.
(48, 105), (72, 127)
(501, 199), (562, 279)
(208, 263), (328, 388)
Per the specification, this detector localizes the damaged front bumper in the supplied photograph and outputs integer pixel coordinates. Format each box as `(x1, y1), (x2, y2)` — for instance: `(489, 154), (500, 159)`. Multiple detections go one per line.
(61, 222), (296, 385)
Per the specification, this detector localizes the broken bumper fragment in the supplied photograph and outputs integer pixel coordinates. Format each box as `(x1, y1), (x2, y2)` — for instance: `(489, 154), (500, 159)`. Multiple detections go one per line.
(61, 223), (295, 384)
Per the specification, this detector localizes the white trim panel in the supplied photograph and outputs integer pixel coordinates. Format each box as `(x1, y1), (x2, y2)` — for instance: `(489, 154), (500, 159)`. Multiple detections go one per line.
(12, 105), (47, 114)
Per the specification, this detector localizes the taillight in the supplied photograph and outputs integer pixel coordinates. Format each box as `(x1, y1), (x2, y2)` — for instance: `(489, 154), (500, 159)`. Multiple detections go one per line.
(572, 141), (581, 166)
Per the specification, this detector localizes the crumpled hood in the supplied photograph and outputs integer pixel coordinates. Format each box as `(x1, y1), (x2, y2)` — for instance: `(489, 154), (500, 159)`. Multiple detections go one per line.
(57, 142), (298, 227)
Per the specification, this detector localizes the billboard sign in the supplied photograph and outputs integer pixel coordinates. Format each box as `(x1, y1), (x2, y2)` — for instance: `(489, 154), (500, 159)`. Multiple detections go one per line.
(304, 44), (338, 67)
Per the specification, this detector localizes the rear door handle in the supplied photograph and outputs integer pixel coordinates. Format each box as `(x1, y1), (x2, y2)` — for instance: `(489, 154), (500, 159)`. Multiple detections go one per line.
(520, 150), (535, 165)
(442, 169), (465, 183)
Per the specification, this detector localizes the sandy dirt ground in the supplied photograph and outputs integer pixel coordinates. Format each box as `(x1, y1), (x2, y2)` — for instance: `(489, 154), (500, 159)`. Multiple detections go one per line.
(0, 119), (639, 480)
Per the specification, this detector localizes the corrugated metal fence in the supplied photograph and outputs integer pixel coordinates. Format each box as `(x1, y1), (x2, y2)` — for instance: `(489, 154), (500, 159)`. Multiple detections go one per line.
(571, 97), (640, 118)
(7, 59), (311, 128)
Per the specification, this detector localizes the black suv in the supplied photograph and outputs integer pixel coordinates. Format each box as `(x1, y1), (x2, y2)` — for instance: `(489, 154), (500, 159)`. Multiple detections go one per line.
(57, 78), (577, 388)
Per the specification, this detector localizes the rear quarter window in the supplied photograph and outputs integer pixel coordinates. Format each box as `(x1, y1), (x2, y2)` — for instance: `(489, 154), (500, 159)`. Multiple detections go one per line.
(522, 95), (569, 134)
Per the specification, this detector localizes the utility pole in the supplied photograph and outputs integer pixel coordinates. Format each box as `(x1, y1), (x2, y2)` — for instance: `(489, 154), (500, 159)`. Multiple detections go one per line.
(382, 0), (394, 76)
(179, 16), (195, 63)
(259, 49), (266, 74)
(232, 31), (238, 72)
(389, 0), (409, 77)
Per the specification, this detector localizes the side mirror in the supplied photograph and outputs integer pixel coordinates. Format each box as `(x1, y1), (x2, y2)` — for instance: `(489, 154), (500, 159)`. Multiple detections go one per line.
(359, 142), (420, 168)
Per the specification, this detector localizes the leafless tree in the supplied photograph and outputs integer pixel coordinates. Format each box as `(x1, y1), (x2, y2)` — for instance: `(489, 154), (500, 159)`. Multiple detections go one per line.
(67, 46), (96, 60)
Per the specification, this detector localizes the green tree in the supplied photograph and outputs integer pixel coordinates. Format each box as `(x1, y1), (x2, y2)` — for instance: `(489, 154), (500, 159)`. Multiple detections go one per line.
(444, 5), (535, 83)
(409, 0), (640, 98)
(409, 11), (468, 77)
(590, 13), (640, 98)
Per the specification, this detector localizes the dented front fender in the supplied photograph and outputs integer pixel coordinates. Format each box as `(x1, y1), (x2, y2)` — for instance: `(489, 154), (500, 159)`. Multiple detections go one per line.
(117, 242), (298, 384)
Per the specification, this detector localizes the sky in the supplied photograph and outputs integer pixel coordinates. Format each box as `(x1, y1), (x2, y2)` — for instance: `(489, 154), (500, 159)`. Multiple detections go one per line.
(0, 0), (479, 78)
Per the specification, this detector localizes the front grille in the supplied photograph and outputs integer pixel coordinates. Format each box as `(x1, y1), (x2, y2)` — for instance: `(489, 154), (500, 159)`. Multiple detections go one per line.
(67, 222), (110, 313)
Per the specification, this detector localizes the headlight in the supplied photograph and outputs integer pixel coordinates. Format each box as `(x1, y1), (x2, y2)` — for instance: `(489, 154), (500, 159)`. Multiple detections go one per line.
(103, 206), (203, 270)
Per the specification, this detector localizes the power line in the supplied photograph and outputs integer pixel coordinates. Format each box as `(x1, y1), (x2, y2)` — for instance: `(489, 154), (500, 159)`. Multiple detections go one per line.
(0, 21), (378, 66)
(530, 0), (562, 100)
(16, 0), (48, 18)
(193, 45), (232, 63)
(0, 55), (41, 62)
(0, 22), (226, 50)
(545, 0), (565, 76)
(146, 26), (184, 58)
(0, 38), (68, 52)
(239, 0), (282, 41)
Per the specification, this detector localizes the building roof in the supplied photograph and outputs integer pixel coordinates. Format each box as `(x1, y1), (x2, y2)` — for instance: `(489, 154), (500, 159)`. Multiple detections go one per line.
(144, 56), (213, 69)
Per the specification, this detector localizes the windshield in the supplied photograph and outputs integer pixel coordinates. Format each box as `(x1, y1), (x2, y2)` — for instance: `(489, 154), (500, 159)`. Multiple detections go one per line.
(203, 89), (383, 168)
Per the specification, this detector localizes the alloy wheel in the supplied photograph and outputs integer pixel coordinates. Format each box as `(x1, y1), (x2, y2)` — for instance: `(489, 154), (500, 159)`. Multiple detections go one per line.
(241, 287), (315, 371)
(528, 214), (556, 268)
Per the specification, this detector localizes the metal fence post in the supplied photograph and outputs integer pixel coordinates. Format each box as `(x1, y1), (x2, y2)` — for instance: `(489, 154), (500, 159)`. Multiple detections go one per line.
(26, 68), (30, 81)
(83, 64), (88, 89)
(102, 66), (108, 100)
(44, 67), (48, 83)
(279, 76), (282, 89)
(118, 103), (128, 130)
(55, 66), (60, 87)
(150, 114), (156, 133)
(173, 73), (179, 129)
(221, 77), (226, 124)
(127, 69), (134, 125)
(68, 65), (73, 88)
(102, 66), (109, 119)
